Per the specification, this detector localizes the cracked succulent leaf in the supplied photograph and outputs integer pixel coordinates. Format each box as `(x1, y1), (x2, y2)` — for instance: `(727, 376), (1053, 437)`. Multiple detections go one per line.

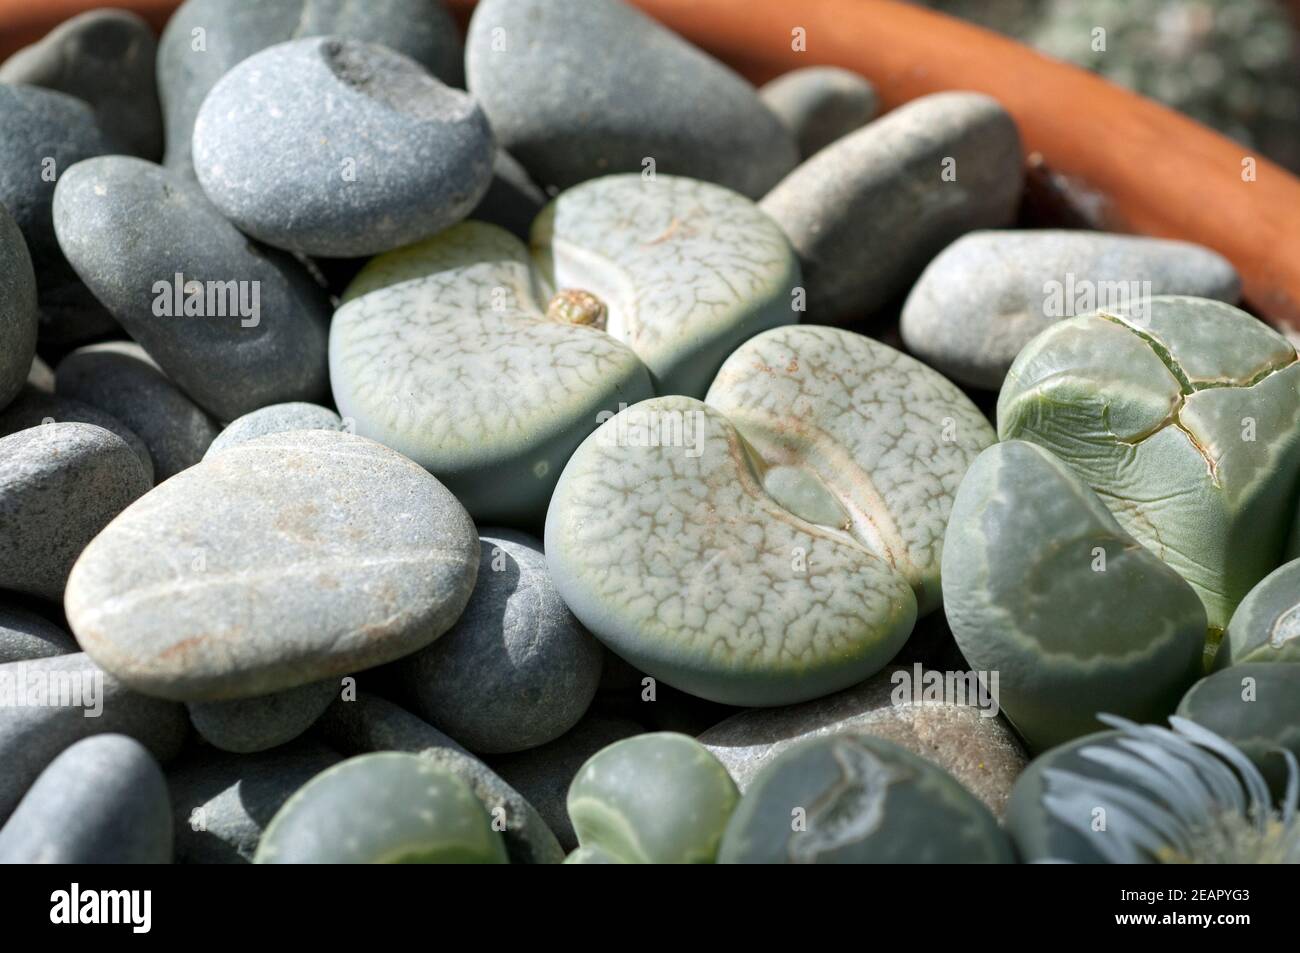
(941, 440), (1206, 754)
(545, 394), (918, 707)
(717, 734), (1014, 864)
(706, 325), (996, 615)
(998, 296), (1300, 635)
(330, 174), (798, 525)
(1213, 558), (1300, 668)
(566, 733), (738, 864)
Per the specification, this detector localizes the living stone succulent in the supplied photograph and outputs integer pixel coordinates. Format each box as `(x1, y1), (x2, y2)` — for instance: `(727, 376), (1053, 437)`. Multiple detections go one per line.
(566, 733), (739, 864)
(1214, 558), (1300, 668)
(999, 296), (1300, 640)
(330, 174), (798, 525)
(717, 734), (1014, 863)
(1011, 714), (1300, 864)
(255, 752), (509, 864)
(942, 440), (1206, 753)
(546, 325), (992, 706)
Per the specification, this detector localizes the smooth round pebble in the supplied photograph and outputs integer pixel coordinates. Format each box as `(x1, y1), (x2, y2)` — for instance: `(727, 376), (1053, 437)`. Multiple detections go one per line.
(466, 0), (798, 198)
(56, 342), (218, 481)
(0, 388), (154, 483)
(0, 602), (79, 663)
(66, 430), (480, 701)
(1214, 558), (1300, 668)
(0, 423), (151, 600)
(0, 734), (171, 864)
(395, 529), (602, 753)
(188, 679), (340, 754)
(255, 752), (509, 864)
(0, 9), (163, 159)
(567, 732), (739, 864)
(193, 37), (495, 258)
(0, 204), (37, 411)
(698, 665), (1027, 817)
(900, 230), (1241, 390)
(761, 92), (1023, 323)
(53, 156), (332, 422)
(718, 734), (1014, 863)
(205, 402), (345, 458)
(759, 66), (879, 158)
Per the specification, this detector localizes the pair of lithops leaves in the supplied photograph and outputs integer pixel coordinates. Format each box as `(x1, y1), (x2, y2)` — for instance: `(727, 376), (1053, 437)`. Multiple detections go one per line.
(942, 297), (1300, 753)
(330, 173), (800, 526)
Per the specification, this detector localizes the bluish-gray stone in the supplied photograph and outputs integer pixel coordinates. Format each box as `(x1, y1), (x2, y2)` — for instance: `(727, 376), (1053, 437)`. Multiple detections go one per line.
(0, 734), (171, 863)
(759, 66), (879, 159)
(188, 679), (340, 753)
(53, 156), (332, 421)
(205, 402), (344, 458)
(465, 0), (798, 198)
(0, 602), (78, 664)
(0, 204), (36, 411)
(0, 387), (154, 483)
(194, 37), (494, 258)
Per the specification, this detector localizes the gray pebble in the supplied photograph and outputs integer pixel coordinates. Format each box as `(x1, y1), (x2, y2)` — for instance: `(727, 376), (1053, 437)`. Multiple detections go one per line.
(158, 0), (465, 173)
(0, 601), (79, 663)
(56, 342), (218, 481)
(0, 204), (37, 411)
(188, 679), (340, 753)
(66, 430), (480, 701)
(698, 665), (1027, 817)
(206, 402), (345, 458)
(318, 691), (564, 864)
(0, 734), (171, 863)
(465, 0), (798, 198)
(488, 714), (644, 850)
(0, 652), (188, 823)
(761, 92), (1024, 322)
(168, 739), (343, 864)
(0, 423), (151, 600)
(900, 230), (1243, 390)
(0, 84), (111, 346)
(53, 157), (332, 421)
(396, 530), (603, 754)
(194, 37), (495, 258)
(469, 150), (546, 239)
(0, 387), (155, 483)
(759, 66), (879, 159)
(0, 9), (163, 159)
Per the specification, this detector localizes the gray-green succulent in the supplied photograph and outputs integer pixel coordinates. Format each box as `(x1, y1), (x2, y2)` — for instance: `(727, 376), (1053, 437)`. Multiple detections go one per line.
(1214, 558), (1300, 669)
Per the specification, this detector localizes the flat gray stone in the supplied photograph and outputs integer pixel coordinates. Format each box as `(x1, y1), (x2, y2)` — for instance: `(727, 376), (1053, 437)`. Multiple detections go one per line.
(900, 230), (1243, 390)
(465, 0), (798, 198)
(0, 204), (36, 411)
(487, 714), (644, 850)
(206, 402), (344, 458)
(158, 0), (464, 173)
(56, 342), (219, 481)
(0, 602), (79, 663)
(66, 430), (480, 701)
(759, 66), (879, 159)
(318, 691), (564, 864)
(188, 679), (340, 753)
(698, 665), (1028, 817)
(395, 529), (603, 753)
(0, 9), (163, 159)
(0, 423), (151, 600)
(0, 734), (171, 863)
(761, 92), (1024, 322)
(0, 387), (154, 483)
(168, 739), (342, 864)
(0, 84), (112, 346)
(195, 37), (494, 258)
(0, 652), (188, 823)
(53, 156), (332, 421)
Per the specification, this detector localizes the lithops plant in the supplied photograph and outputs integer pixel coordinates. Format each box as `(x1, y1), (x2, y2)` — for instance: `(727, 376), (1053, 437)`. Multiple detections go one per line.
(1000, 296), (1300, 642)
(942, 440), (1206, 753)
(717, 734), (1014, 864)
(1214, 559), (1300, 669)
(1177, 664), (1300, 797)
(1010, 714), (1300, 864)
(546, 325), (993, 706)
(330, 174), (798, 525)
(255, 753), (509, 864)
(566, 733), (739, 864)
